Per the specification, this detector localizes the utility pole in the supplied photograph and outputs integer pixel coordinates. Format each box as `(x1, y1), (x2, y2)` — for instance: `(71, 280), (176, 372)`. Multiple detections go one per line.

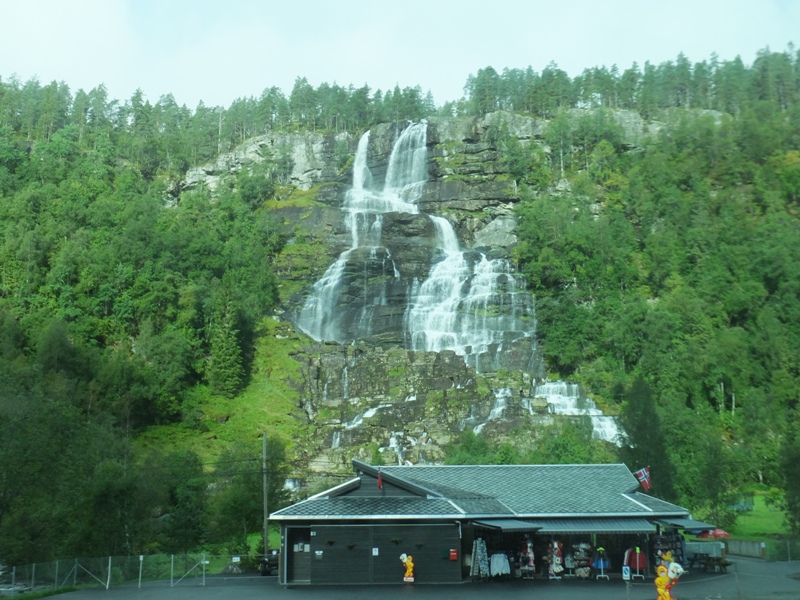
(268, 431), (269, 560)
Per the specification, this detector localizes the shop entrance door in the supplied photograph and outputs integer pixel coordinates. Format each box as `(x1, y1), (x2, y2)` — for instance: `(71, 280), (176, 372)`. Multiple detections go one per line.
(286, 528), (311, 583)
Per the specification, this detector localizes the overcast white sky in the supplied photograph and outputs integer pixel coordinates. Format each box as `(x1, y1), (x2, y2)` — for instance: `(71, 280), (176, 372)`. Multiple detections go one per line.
(1, 0), (797, 109)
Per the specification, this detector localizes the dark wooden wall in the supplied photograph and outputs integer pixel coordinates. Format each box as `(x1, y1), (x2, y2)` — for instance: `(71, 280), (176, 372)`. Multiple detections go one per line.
(285, 523), (462, 584)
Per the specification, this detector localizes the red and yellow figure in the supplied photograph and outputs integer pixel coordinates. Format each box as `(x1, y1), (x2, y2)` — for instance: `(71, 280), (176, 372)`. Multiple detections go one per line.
(400, 553), (414, 581)
(655, 565), (676, 600)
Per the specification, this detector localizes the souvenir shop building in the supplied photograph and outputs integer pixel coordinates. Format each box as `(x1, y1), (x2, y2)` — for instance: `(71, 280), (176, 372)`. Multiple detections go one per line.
(269, 460), (713, 586)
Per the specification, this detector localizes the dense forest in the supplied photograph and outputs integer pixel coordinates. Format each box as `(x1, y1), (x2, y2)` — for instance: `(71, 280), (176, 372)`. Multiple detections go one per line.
(1, 45), (800, 564)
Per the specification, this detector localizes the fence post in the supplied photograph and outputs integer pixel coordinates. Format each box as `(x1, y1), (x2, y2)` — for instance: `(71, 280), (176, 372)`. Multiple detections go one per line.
(73, 558), (77, 587)
(31, 563), (35, 590)
(171, 554), (174, 587)
(138, 555), (143, 589)
(106, 556), (112, 589)
(202, 553), (206, 587)
(789, 540), (792, 562)
(55, 560), (59, 589)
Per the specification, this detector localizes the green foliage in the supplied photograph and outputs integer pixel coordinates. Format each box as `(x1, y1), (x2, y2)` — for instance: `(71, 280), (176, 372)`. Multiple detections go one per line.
(207, 297), (245, 398)
(207, 437), (289, 549)
(513, 68), (800, 522)
(445, 421), (615, 466)
(781, 422), (800, 535)
(525, 417), (616, 465)
(444, 430), (498, 465)
(618, 378), (677, 501)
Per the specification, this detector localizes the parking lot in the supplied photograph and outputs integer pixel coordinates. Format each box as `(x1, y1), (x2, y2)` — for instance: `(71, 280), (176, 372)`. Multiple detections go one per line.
(48, 556), (800, 600)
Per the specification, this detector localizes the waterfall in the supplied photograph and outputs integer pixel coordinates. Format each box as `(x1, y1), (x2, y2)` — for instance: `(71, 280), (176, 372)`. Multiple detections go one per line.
(473, 387), (512, 434)
(293, 120), (620, 454)
(404, 216), (536, 371)
(283, 478), (301, 491)
(297, 123), (428, 342)
(534, 381), (620, 444)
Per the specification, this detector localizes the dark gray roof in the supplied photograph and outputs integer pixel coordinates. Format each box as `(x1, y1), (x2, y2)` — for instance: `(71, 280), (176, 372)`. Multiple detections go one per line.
(271, 462), (691, 522)
(473, 519), (539, 532)
(273, 496), (461, 519)
(389, 464), (646, 516)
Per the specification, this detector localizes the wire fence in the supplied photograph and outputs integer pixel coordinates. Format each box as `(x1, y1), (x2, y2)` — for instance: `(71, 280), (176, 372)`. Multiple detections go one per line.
(763, 538), (800, 561)
(0, 553), (269, 595)
(1, 540), (799, 595)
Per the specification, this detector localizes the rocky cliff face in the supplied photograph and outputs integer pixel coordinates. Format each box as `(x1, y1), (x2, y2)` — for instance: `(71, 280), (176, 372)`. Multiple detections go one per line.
(183, 130), (348, 192)
(268, 114), (549, 485)
(182, 110), (629, 489)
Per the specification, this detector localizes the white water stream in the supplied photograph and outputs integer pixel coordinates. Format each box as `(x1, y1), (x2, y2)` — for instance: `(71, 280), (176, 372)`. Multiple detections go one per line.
(533, 381), (620, 444)
(297, 124), (427, 341)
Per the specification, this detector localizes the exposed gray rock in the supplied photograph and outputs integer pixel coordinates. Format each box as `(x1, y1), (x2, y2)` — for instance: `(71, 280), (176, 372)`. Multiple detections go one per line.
(481, 110), (547, 140)
(182, 131), (351, 192)
(290, 342), (544, 467)
(567, 108), (662, 148)
(472, 215), (519, 249)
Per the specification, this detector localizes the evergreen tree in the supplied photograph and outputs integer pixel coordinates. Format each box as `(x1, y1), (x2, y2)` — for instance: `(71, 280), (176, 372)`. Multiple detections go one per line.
(206, 297), (244, 398)
(618, 378), (677, 501)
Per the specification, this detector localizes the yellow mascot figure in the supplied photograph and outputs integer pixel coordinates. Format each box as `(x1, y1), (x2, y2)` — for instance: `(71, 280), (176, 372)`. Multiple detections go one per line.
(400, 553), (414, 581)
(655, 565), (676, 600)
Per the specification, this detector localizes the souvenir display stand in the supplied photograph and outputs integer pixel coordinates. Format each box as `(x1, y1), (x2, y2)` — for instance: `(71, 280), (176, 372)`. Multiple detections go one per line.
(593, 547), (610, 580)
(569, 543), (593, 579)
(545, 541), (564, 580)
(653, 534), (685, 567)
(518, 537), (535, 580)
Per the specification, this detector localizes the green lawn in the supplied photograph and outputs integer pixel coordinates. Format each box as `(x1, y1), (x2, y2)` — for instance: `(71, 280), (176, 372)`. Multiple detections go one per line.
(728, 494), (788, 539)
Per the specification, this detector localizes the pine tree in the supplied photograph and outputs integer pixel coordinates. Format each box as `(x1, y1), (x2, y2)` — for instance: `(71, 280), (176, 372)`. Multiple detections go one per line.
(207, 299), (244, 398)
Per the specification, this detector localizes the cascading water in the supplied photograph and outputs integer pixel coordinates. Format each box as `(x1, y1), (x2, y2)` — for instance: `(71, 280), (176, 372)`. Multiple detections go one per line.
(297, 121), (616, 449)
(473, 388), (512, 434)
(534, 381), (620, 444)
(297, 123), (427, 342)
(298, 121), (536, 371)
(404, 224), (536, 372)
(402, 206), (535, 371)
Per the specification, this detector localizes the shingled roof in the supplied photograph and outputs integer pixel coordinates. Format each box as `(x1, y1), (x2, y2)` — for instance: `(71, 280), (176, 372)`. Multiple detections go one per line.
(270, 460), (689, 522)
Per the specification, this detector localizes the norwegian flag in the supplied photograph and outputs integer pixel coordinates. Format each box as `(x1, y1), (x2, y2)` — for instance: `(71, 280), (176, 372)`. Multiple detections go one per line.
(633, 466), (651, 491)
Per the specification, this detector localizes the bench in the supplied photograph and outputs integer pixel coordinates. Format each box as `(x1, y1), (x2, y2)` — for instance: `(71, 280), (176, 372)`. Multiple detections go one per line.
(703, 556), (733, 573)
(688, 553), (732, 573)
(688, 553), (709, 569)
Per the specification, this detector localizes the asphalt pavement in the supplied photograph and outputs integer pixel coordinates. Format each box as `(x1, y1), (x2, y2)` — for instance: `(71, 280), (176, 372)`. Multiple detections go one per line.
(51, 556), (800, 600)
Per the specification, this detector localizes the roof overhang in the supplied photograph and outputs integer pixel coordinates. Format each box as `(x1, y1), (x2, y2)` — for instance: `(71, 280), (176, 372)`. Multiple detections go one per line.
(656, 517), (716, 530)
(527, 518), (656, 534)
(472, 519), (541, 533)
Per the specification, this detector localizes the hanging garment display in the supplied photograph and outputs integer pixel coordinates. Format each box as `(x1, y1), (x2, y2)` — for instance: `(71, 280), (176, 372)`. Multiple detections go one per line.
(470, 537), (490, 579)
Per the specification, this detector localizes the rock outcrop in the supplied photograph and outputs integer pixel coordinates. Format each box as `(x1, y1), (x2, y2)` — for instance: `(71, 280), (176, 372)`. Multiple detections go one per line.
(183, 130), (350, 192)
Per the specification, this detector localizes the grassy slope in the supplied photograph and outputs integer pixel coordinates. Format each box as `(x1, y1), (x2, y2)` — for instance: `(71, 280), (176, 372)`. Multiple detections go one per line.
(134, 317), (306, 462)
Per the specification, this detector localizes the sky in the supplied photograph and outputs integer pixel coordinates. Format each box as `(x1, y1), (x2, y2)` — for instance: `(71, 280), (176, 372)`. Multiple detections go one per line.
(1, 0), (798, 110)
